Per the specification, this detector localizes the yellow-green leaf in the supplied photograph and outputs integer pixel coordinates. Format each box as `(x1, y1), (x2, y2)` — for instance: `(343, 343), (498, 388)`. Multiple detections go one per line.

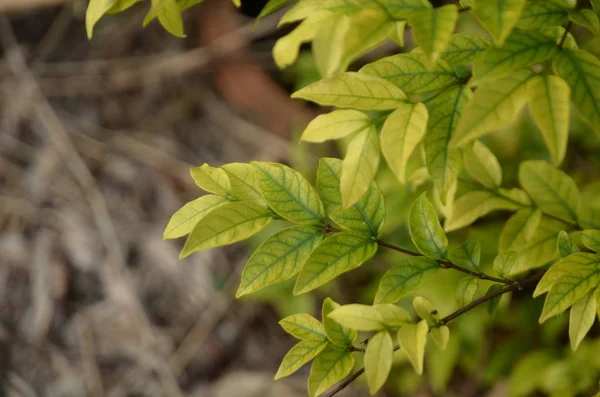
(568, 289), (597, 351)
(374, 304), (411, 328)
(273, 15), (324, 69)
(275, 339), (328, 380)
(464, 140), (502, 188)
(253, 162), (325, 225)
(381, 102), (429, 184)
(528, 74), (571, 166)
(257, 0), (294, 20)
(294, 232), (378, 294)
(409, 4), (458, 64)
(143, 0), (185, 38)
(316, 158), (385, 237)
(313, 15), (351, 78)
(279, 313), (327, 340)
(86, 0), (117, 39)
(472, 0), (526, 45)
(440, 33), (490, 65)
(409, 193), (448, 259)
(448, 239), (481, 270)
(389, 21), (407, 47)
(300, 110), (373, 143)
(413, 296), (440, 326)
(378, 0), (432, 19)
(398, 320), (429, 375)
(424, 86), (471, 203)
(328, 304), (387, 331)
(322, 298), (358, 347)
(518, 160), (580, 224)
(375, 258), (439, 304)
(360, 51), (459, 95)
(569, 9), (600, 35)
(430, 325), (450, 351)
(191, 164), (231, 196)
(493, 250), (518, 278)
(451, 70), (534, 147)
(557, 230), (579, 258)
(365, 330), (394, 394)
(581, 230), (600, 253)
(179, 201), (272, 258)
(308, 345), (355, 397)
(516, 0), (569, 29)
(499, 208), (543, 251)
(221, 163), (262, 202)
(291, 72), (407, 110)
(278, 0), (374, 26)
(553, 49), (600, 133)
(163, 195), (228, 239)
(236, 226), (323, 297)
(472, 29), (558, 83)
(341, 126), (380, 208)
(455, 276), (478, 308)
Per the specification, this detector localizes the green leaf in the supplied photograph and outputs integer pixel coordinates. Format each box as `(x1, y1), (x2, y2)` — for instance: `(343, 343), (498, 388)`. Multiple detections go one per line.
(143, 0), (185, 38)
(528, 74), (571, 166)
(316, 158), (385, 237)
(279, 313), (327, 340)
(177, 0), (207, 11)
(568, 9), (600, 35)
(518, 160), (580, 224)
(409, 193), (448, 259)
(380, 102), (429, 184)
(86, 0), (117, 39)
(493, 250), (518, 278)
(257, 0), (293, 20)
(455, 276), (479, 308)
(273, 15), (323, 69)
(389, 21), (407, 47)
(413, 296), (440, 326)
(424, 86), (471, 203)
(163, 195), (228, 239)
(557, 230), (579, 258)
(253, 162), (325, 225)
(300, 110), (372, 143)
(409, 4), (458, 64)
(291, 72), (407, 110)
(374, 304), (411, 328)
(513, 215), (570, 273)
(448, 239), (481, 270)
(360, 51), (459, 95)
(107, 0), (143, 13)
(472, 0), (526, 45)
(308, 345), (355, 397)
(191, 164), (232, 196)
(294, 232), (378, 294)
(440, 33), (490, 65)
(341, 126), (380, 208)
(451, 70), (534, 147)
(322, 298), (358, 347)
(365, 330), (394, 395)
(275, 339), (328, 380)
(221, 163), (263, 202)
(553, 49), (600, 133)
(499, 208), (543, 251)
(180, 201), (272, 258)
(516, 0), (569, 29)
(444, 190), (526, 232)
(473, 29), (558, 83)
(378, 0), (432, 19)
(464, 140), (502, 189)
(486, 284), (505, 315)
(539, 253), (600, 322)
(375, 258), (439, 304)
(581, 230), (600, 253)
(397, 320), (429, 375)
(327, 304), (387, 331)
(568, 289), (597, 351)
(278, 0), (375, 25)
(236, 226), (324, 297)
(430, 325), (450, 351)
(313, 15), (351, 78)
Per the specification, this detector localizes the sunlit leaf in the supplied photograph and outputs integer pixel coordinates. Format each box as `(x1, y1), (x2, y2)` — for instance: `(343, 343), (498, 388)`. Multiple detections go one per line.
(413, 296), (440, 326)
(375, 258), (439, 304)
(409, 4), (458, 64)
(86, 0), (117, 39)
(221, 163), (263, 202)
(163, 195), (228, 239)
(316, 158), (385, 236)
(279, 0), (373, 26)
(273, 15), (325, 69)
(516, 0), (569, 29)
(464, 140), (502, 189)
(518, 160), (580, 224)
(380, 102), (429, 183)
(581, 230), (600, 253)
(341, 127), (380, 208)
(180, 201), (272, 258)
(528, 74), (571, 166)
(430, 325), (450, 351)
(378, 0), (432, 19)
(513, 216), (570, 274)
(440, 33), (490, 65)
(557, 230), (579, 258)
(374, 304), (412, 328)
(294, 232), (378, 294)
(568, 289), (597, 351)
(279, 313), (327, 340)
(308, 345), (355, 397)
(493, 250), (518, 278)
(365, 330), (394, 394)
(257, 0), (293, 20)
(499, 208), (543, 251)
(389, 21), (407, 47)
(568, 9), (600, 35)
(322, 298), (358, 347)
(236, 226), (323, 297)
(275, 339), (328, 379)
(328, 304), (386, 331)
(472, 0), (525, 45)
(409, 193), (448, 259)
(253, 162), (325, 225)
(455, 276), (478, 308)
(143, 0), (185, 38)
(292, 72), (407, 110)
(191, 163), (232, 196)
(300, 110), (372, 143)
(448, 239), (481, 270)
(313, 15), (351, 78)
(398, 320), (429, 375)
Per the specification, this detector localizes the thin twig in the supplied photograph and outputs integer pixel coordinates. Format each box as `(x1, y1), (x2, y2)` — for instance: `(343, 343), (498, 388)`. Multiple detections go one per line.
(557, 21), (573, 49)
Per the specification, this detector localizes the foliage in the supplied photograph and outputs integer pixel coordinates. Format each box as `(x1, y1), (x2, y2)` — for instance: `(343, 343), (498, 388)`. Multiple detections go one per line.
(89, 0), (600, 396)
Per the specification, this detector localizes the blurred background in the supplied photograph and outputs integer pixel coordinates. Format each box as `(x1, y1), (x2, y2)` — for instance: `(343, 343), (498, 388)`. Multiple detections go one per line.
(1, 1), (600, 397)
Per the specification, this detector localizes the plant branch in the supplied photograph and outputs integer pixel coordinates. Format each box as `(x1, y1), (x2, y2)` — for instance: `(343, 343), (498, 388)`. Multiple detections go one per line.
(557, 21), (573, 49)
